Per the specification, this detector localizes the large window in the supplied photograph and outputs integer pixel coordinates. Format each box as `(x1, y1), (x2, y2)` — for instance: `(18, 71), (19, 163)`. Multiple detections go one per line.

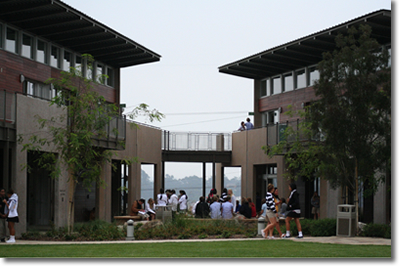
(5, 27), (18, 53)
(308, 66), (320, 86)
(260, 79), (267, 97)
(272, 76), (281, 95)
(106, 67), (114, 87)
(295, 68), (306, 89)
(37, 40), (48, 64)
(96, 63), (104, 83)
(262, 109), (280, 126)
(63, 50), (72, 71)
(283, 72), (293, 92)
(22, 34), (33, 59)
(24, 80), (55, 101)
(50, 45), (60, 68)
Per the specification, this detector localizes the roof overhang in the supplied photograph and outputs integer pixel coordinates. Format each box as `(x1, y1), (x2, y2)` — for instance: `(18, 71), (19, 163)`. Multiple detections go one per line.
(219, 9), (391, 80)
(0, 0), (161, 68)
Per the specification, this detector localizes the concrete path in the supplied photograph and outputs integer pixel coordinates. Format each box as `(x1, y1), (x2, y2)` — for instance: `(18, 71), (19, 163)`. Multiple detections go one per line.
(0, 236), (391, 246)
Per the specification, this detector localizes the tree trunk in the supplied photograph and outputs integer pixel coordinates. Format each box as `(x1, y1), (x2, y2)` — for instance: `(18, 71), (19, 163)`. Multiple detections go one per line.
(67, 170), (76, 234)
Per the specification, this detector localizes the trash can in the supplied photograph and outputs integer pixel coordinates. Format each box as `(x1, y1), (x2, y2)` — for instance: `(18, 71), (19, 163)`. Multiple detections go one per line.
(258, 217), (266, 237)
(336, 204), (356, 237)
(155, 205), (173, 223)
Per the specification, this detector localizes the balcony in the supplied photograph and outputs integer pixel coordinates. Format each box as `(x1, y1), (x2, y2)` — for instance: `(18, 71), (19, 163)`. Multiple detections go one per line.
(91, 115), (126, 150)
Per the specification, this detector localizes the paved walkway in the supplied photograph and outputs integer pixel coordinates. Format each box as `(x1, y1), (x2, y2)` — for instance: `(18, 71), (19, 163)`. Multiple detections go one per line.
(0, 236), (391, 246)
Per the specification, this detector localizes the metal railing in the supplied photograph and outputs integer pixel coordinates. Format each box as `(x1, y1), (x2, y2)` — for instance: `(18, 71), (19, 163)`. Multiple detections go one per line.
(0, 90), (16, 125)
(162, 131), (232, 151)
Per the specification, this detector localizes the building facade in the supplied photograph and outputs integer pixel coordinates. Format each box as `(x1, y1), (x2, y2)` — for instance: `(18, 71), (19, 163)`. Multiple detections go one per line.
(219, 9), (391, 223)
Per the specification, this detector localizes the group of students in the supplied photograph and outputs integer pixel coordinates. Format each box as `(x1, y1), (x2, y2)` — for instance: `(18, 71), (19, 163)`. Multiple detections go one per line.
(130, 188), (189, 220)
(261, 183), (303, 239)
(0, 188), (19, 243)
(237, 118), (254, 131)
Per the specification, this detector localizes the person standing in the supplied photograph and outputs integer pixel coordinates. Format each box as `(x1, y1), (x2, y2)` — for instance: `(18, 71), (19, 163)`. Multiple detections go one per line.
(169, 189), (179, 212)
(221, 196), (234, 219)
(311, 191), (320, 220)
(157, 188), (168, 206)
(0, 188), (8, 242)
(178, 190), (188, 212)
(283, 183), (303, 238)
(245, 118), (254, 130)
(3, 189), (18, 243)
(238, 121), (246, 131)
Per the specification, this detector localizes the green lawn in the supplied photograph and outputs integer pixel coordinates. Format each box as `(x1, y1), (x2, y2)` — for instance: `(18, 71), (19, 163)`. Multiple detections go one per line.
(0, 240), (391, 258)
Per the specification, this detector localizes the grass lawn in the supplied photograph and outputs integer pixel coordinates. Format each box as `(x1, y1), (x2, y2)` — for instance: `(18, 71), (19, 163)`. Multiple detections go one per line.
(0, 240), (391, 258)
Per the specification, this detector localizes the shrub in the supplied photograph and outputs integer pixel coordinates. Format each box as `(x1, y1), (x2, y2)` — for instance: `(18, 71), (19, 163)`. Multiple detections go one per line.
(360, 223), (391, 238)
(310, 219), (336, 236)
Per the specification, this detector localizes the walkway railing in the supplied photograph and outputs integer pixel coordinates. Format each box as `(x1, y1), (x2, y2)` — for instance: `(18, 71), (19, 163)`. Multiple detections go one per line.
(162, 131), (232, 151)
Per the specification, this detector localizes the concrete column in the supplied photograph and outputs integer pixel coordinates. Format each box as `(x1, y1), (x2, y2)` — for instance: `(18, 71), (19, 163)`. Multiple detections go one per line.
(215, 163), (222, 194)
(96, 162), (112, 222)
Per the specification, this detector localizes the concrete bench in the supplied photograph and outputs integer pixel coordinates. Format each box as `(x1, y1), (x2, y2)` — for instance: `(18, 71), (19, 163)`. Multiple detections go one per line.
(113, 215), (143, 225)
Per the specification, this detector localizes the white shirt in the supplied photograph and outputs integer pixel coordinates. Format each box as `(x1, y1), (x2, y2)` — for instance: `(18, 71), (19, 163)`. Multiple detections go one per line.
(169, 194), (178, 211)
(145, 202), (155, 214)
(157, 193), (168, 206)
(179, 194), (188, 210)
(192, 200), (199, 215)
(230, 194), (236, 212)
(210, 202), (221, 219)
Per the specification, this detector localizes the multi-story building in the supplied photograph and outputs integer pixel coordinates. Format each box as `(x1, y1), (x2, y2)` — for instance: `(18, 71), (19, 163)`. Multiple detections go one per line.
(218, 9), (391, 224)
(0, 0), (163, 233)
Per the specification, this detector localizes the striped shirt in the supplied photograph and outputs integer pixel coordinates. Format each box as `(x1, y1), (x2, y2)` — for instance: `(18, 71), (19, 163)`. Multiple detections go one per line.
(266, 192), (277, 213)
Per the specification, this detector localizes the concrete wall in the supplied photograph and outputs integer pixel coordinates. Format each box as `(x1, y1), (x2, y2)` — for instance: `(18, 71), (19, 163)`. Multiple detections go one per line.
(15, 94), (69, 235)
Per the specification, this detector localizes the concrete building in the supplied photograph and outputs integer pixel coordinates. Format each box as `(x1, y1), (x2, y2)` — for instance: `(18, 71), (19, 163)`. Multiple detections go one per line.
(0, 0), (163, 233)
(219, 9), (391, 224)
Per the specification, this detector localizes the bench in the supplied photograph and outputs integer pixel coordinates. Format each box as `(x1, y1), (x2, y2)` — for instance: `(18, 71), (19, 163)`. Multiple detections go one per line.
(113, 215), (143, 225)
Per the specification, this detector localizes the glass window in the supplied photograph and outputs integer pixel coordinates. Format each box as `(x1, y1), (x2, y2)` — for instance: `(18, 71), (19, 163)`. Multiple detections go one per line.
(260, 80), (267, 97)
(24, 81), (35, 96)
(21, 34), (33, 59)
(75, 55), (82, 75)
(37, 40), (47, 64)
(63, 51), (71, 71)
(272, 76), (281, 95)
(5, 27), (18, 53)
(296, 69), (306, 89)
(309, 66), (320, 86)
(106, 67), (114, 87)
(50, 45), (60, 68)
(96, 63), (104, 83)
(283, 72), (293, 92)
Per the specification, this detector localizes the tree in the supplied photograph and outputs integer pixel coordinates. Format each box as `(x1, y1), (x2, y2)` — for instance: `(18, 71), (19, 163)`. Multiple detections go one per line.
(265, 25), (391, 225)
(19, 54), (163, 232)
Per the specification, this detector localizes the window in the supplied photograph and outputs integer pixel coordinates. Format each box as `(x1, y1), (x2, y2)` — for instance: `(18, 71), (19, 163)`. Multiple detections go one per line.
(283, 72), (293, 92)
(308, 66), (320, 86)
(272, 76), (281, 95)
(37, 40), (47, 64)
(63, 51), (72, 71)
(262, 109), (280, 126)
(260, 79), (267, 97)
(24, 81), (53, 101)
(75, 55), (82, 74)
(295, 68), (306, 89)
(106, 67), (114, 87)
(50, 45), (60, 68)
(5, 27), (18, 53)
(21, 34), (33, 59)
(96, 63), (104, 83)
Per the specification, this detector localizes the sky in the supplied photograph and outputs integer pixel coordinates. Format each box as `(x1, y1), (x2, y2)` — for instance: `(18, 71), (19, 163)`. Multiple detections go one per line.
(62, 0), (392, 180)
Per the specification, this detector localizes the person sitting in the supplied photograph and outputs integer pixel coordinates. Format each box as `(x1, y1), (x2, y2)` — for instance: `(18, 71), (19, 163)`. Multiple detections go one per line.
(209, 196), (222, 219)
(195, 196), (210, 218)
(247, 197), (257, 218)
(145, 198), (156, 221)
(130, 198), (149, 220)
(237, 197), (252, 219)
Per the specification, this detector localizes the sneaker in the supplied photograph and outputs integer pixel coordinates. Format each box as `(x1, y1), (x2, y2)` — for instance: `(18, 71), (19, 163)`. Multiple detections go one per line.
(261, 231), (265, 238)
(297, 235), (303, 239)
(6, 239), (15, 243)
(270, 236), (275, 239)
(282, 235), (291, 239)
(281, 234), (286, 239)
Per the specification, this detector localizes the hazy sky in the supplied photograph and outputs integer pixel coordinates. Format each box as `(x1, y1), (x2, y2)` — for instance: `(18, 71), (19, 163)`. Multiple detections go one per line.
(63, 0), (392, 180)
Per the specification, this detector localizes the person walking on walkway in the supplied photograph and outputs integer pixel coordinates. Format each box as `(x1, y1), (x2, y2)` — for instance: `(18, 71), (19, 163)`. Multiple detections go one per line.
(261, 184), (279, 239)
(283, 183), (303, 239)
